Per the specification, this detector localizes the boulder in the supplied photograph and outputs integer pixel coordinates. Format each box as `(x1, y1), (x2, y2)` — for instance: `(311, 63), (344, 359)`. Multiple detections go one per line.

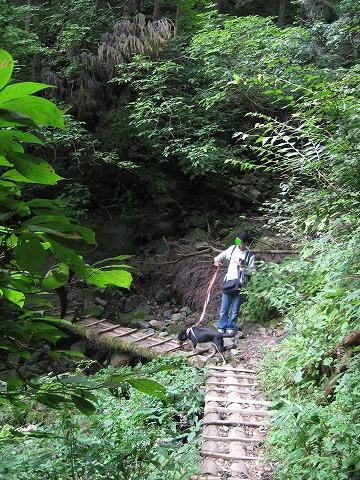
(149, 320), (167, 330)
(180, 306), (192, 316)
(155, 288), (170, 304)
(171, 313), (184, 322)
(185, 228), (208, 241)
(70, 340), (86, 354)
(110, 352), (132, 367)
(123, 295), (141, 313)
(95, 297), (108, 307)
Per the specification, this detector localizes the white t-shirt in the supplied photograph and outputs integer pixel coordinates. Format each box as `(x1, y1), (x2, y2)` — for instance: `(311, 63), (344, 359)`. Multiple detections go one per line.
(214, 245), (256, 281)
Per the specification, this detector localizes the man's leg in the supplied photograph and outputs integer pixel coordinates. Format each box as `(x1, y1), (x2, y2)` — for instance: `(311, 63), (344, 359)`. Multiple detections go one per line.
(227, 293), (244, 332)
(218, 292), (230, 331)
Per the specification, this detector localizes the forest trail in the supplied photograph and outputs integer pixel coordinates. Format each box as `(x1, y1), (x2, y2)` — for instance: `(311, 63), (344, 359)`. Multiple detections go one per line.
(193, 364), (270, 480)
(73, 316), (274, 479)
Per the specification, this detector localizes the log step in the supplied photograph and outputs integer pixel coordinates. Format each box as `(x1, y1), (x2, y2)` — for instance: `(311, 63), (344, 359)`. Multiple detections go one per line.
(201, 451), (261, 461)
(204, 407), (270, 417)
(208, 365), (256, 374)
(206, 381), (258, 387)
(203, 435), (263, 443)
(202, 420), (267, 428)
(206, 396), (269, 404)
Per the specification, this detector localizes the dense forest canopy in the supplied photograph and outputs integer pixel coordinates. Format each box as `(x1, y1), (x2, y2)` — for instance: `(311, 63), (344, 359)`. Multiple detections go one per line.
(0, 0), (359, 479)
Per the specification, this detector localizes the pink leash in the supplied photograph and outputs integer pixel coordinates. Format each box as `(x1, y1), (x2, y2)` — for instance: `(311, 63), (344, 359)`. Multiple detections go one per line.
(194, 265), (220, 327)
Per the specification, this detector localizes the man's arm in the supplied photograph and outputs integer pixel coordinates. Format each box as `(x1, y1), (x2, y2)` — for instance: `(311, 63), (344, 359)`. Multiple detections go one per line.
(214, 246), (233, 266)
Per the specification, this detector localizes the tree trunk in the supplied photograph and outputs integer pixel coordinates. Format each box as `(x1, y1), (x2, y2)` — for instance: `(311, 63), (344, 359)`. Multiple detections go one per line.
(153, 0), (160, 19)
(25, 0), (33, 32)
(278, 0), (287, 26)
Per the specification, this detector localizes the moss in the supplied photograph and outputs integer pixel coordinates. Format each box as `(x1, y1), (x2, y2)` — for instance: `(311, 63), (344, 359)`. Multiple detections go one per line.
(118, 308), (149, 327)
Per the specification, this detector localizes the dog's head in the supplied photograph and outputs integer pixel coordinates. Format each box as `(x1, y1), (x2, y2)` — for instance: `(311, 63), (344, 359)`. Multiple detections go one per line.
(178, 329), (188, 344)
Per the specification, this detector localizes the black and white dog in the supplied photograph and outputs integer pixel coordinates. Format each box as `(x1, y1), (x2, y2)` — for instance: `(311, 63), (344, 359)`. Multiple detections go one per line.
(178, 326), (226, 364)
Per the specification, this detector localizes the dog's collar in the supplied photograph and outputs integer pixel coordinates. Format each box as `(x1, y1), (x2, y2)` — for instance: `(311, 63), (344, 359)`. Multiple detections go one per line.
(186, 326), (198, 342)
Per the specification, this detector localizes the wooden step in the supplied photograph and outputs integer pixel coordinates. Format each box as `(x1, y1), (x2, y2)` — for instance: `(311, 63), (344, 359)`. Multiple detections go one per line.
(208, 365), (256, 374)
(203, 435), (263, 443)
(206, 396), (270, 405)
(204, 407), (270, 417)
(201, 451), (261, 461)
(202, 419), (267, 428)
(206, 381), (258, 387)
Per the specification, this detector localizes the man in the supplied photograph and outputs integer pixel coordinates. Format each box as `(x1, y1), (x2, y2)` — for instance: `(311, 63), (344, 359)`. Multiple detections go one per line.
(214, 231), (255, 335)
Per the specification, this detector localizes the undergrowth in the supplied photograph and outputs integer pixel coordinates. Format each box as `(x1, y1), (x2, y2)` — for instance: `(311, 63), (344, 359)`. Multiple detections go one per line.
(0, 356), (204, 480)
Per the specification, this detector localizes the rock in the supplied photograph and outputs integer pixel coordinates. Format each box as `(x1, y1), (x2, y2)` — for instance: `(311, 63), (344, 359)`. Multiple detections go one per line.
(171, 313), (184, 322)
(149, 320), (167, 330)
(185, 215), (207, 228)
(70, 340), (86, 354)
(259, 327), (267, 337)
(138, 321), (150, 329)
(163, 309), (171, 320)
(194, 241), (209, 250)
(158, 331), (168, 337)
(95, 297), (108, 307)
(185, 228), (208, 241)
(123, 295), (140, 313)
(110, 352), (132, 367)
(180, 306), (192, 316)
(119, 307), (149, 327)
(224, 338), (236, 349)
(155, 288), (170, 304)
(219, 228), (230, 238)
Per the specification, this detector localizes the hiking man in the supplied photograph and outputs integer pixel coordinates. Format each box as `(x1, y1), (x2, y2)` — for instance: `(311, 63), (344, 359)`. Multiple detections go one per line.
(214, 231), (255, 336)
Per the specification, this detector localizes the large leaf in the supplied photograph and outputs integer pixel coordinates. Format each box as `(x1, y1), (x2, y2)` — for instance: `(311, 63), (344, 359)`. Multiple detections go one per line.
(0, 155), (12, 167)
(0, 82), (53, 105)
(14, 234), (45, 273)
(42, 263), (69, 289)
(71, 395), (96, 416)
(37, 393), (66, 409)
(1, 96), (64, 129)
(86, 268), (132, 289)
(4, 153), (63, 185)
(126, 377), (166, 399)
(1, 288), (25, 307)
(0, 50), (13, 90)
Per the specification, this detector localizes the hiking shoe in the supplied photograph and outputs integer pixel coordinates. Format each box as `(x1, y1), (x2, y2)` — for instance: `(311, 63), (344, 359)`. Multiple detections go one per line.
(217, 328), (225, 334)
(225, 329), (235, 336)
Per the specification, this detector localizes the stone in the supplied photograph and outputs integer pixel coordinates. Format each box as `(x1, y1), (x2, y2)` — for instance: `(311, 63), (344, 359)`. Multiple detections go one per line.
(95, 297), (108, 307)
(138, 321), (150, 329)
(149, 320), (167, 330)
(259, 327), (267, 337)
(155, 288), (170, 304)
(110, 352), (132, 367)
(171, 313), (183, 322)
(123, 295), (140, 313)
(185, 228), (208, 242)
(158, 331), (168, 337)
(119, 308), (149, 327)
(180, 306), (192, 316)
(70, 340), (86, 354)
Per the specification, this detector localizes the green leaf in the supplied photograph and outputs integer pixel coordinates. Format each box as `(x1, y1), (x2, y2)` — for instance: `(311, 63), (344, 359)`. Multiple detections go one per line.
(42, 263), (69, 289)
(37, 393), (66, 409)
(86, 268), (132, 289)
(4, 153), (63, 185)
(71, 395), (96, 415)
(127, 377), (166, 399)
(14, 234), (45, 273)
(1, 96), (64, 129)
(0, 155), (12, 167)
(1, 288), (25, 307)
(0, 82), (53, 105)
(92, 255), (131, 267)
(0, 50), (14, 90)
